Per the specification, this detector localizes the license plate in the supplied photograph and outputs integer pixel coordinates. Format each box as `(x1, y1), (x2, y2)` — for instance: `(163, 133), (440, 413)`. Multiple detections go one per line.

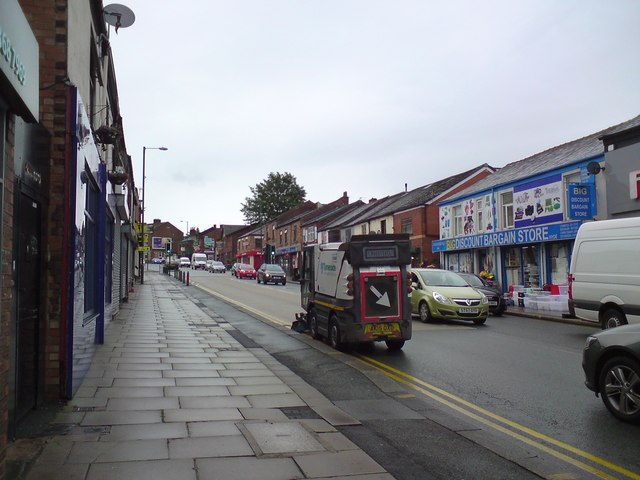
(459, 308), (479, 314)
(364, 323), (401, 337)
(488, 301), (498, 306)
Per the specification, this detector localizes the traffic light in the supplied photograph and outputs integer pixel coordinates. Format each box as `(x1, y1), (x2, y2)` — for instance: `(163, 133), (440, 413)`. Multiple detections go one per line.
(165, 240), (172, 253)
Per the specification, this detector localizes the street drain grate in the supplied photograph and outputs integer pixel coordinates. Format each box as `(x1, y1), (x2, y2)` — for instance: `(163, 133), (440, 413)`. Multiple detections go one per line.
(281, 406), (323, 420)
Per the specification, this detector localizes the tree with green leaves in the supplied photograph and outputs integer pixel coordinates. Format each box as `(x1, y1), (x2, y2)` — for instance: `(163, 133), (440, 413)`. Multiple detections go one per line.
(241, 172), (307, 224)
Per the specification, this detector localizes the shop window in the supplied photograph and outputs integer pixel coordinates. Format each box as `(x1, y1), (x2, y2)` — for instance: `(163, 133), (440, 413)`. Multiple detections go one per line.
(549, 242), (569, 285)
(453, 205), (463, 236)
(401, 218), (412, 234)
(293, 225), (297, 242)
(500, 191), (514, 229)
(522, 245), (540, 287)
(84, 171), (99, 317)
(361, 224), (367, 235)
(504, 247), (522, 289)
(105, 218), (113, 304)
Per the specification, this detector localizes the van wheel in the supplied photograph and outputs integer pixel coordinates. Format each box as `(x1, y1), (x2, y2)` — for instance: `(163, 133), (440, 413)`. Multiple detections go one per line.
(308, 310), (320, 340)
(419, 301), (431, 323)
(385, 339), (405, 350)
(602, 308), (627, 329)
(328, 317), (344, 351)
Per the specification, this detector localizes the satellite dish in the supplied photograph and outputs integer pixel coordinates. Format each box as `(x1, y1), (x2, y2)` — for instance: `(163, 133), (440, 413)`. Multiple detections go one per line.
(103, 4), (136, 33)
(586, 161), (604, 175)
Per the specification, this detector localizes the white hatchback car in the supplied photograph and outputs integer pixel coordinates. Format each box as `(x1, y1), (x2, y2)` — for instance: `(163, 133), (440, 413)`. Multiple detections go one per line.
(179, 257), (191, 268)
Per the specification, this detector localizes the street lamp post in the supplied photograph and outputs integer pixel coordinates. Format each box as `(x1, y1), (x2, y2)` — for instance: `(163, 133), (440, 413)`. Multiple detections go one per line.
(140, 145), (168, 284)
(180, 219), (189, 236)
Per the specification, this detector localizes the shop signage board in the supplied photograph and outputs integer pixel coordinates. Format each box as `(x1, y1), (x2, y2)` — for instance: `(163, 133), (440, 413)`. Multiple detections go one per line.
(513, 174), (564, 228)
(567, 183), (595, 220)
(432, 221), (583, 252)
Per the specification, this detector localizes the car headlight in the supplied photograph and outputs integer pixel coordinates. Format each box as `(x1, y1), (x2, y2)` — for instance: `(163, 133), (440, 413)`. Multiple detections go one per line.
(432, 291), (452, 304)
(480, 293), (488, 305)
(584, 335), (598, 350)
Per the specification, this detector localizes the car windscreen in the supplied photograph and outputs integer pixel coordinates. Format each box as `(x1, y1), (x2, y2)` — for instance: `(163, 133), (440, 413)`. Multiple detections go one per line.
(240, 264), (253, 269)
(418, 270), (469, 287)
(265, 265), (284, 272)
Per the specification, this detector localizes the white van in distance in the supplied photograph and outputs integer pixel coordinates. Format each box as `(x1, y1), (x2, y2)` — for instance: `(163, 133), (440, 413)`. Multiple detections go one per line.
(191, 253), (208, 270)
(568, 217), (640, 329)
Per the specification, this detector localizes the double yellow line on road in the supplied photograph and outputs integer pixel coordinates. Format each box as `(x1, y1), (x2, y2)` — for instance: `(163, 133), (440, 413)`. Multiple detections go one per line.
(193, 282), (637, 479)
(355, 354), (639, 480)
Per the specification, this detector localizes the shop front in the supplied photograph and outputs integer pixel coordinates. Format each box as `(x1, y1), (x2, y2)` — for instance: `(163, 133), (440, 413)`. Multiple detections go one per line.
(275, 245), (300, 280)
(1, 0), (42, 439)
(433, 221), (583, 293)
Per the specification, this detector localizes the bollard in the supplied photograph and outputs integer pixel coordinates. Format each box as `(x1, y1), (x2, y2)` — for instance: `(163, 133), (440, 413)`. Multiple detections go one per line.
(186, 272), (190, 286)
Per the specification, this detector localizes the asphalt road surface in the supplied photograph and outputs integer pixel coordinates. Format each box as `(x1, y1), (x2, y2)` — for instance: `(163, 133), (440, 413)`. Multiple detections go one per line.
(164, 266), (640, 479)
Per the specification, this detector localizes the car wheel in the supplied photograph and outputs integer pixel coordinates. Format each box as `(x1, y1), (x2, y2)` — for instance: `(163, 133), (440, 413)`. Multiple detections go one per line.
(473, 317), (487, 325)
(256, 277), (260, 284)
(597, 356), (640, 423)
(602, 308), (627, 330)
(328, 316), (344, 351)
(282, 280), (287, 286)
(385, 339), (405, 350)
(308, 309), (320, 340)
(418, 301), (431, 323)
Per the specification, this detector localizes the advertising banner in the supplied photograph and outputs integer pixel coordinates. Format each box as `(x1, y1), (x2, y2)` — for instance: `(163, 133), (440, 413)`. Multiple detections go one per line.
(514, 174), (564, 228)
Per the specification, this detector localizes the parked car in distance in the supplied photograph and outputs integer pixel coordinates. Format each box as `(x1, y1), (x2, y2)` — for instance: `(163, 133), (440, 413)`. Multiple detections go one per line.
(257, 263), (286, 285)
(208, 260), (226, 273)
(410, 268), (489, 325)
(235, 263), (256, 279)
(569, 217), (640, 329)
(582, 323), (640, 423)
(151, 257), (164, 264)
(179, 257), (191, 268)
(230, 262), (241, 277)
(457, 272), (506, 316)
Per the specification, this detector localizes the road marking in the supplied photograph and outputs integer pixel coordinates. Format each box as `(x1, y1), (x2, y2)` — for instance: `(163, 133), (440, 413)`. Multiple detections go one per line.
(193, 283), (291, 327)
(355, 354), (640, 480)
(191, 280), (637, 479)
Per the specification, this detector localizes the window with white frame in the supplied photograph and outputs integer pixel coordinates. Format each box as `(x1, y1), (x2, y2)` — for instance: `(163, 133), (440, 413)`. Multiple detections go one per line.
(500, 191), (514, 229)
(476, 198), (484, 232)
(401, 218), (412, 234)
(453, 205), (463, 236)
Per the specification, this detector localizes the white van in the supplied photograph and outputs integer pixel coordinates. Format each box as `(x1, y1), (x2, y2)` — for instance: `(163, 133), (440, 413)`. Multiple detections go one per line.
(568, 217), (640, 329)
(191, 253), (208, 270)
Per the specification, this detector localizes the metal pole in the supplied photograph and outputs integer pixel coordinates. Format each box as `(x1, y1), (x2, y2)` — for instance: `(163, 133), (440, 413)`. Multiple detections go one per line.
(141, 146), (147, 284)
(140, 146), (168, 285)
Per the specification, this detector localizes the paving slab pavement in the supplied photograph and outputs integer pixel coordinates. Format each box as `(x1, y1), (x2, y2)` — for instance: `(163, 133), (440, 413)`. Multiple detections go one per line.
(15, 272), (395, 480)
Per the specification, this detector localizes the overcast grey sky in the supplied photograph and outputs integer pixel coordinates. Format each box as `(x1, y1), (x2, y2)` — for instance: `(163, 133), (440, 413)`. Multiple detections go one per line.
(108, 0), (640, 233)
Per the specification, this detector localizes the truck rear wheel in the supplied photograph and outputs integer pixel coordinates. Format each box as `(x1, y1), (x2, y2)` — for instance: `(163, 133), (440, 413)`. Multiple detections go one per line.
(308, 310), (320, 340)
(328, 317), (344, 351)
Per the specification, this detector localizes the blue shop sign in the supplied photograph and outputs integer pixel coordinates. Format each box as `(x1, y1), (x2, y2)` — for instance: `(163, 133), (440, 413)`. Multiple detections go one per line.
(432, 221), (583, 252)
(567, 183), (596, 220)
(276, 245), (298, 255)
